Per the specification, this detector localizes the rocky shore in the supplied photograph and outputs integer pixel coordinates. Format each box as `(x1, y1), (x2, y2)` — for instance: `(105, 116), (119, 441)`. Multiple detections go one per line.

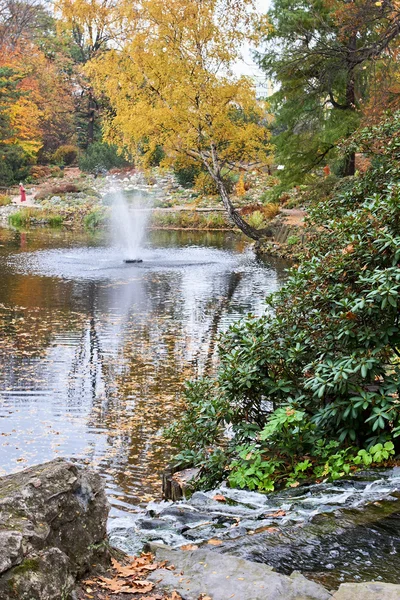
(0, 459), (109, 599)
(2, 460), (400, 599)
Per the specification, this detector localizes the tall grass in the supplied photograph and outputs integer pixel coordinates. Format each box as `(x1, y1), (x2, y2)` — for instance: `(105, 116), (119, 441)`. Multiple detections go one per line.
(0, 194), (11, 206)
(9, 208), (64, 228)
(84, 208), (107, 230)
(151, 210), (232, 229)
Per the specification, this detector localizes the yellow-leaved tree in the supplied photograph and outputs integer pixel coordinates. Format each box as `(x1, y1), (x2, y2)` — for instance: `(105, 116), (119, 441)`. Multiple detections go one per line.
(88, 0), (272, 240)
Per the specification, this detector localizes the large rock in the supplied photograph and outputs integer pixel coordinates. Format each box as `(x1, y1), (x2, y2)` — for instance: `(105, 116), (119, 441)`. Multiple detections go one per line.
(333, 582), (400, 599)
(146, 543), (332, 600)
(0, 458), (110, 600)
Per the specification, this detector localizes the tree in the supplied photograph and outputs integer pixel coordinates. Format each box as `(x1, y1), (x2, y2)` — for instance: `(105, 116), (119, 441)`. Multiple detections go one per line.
(55, 0), (120, 147)
(88, 0), (272, 240)
(260, 0), (400, 186)
(0, 0), (43, 49)
(0, 0), (77, 174)
(167, 110), (400, 492)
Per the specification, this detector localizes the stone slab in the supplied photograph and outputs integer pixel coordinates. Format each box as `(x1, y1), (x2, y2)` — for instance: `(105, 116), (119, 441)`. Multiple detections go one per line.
(147, 543), (332, 600)
(333, 582), (400, 600)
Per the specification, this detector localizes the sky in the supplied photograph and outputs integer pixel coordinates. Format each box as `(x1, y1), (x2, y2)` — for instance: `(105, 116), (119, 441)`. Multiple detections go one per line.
(234, 0), (272, 93)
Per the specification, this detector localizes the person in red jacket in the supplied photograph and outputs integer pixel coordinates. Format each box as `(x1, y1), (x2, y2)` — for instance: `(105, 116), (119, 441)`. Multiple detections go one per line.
(19, 182), (26, 203)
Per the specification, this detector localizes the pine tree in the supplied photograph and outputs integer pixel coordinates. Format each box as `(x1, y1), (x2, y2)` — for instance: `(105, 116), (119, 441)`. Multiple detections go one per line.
(260, 0), (400, 187)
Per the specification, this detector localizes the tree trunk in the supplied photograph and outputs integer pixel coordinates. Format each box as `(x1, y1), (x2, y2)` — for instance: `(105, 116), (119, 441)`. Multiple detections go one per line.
(201, 146), (270, 240)
(343, 69), (356, 176)
(87, 91), (96, 146)
(343, 151), (355, 177)
(217, 178), (267, 240)
(344, 36), (356, 177)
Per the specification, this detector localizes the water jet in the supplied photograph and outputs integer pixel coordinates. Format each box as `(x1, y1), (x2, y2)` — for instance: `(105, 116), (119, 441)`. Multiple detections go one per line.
(111, 188), (151, 263)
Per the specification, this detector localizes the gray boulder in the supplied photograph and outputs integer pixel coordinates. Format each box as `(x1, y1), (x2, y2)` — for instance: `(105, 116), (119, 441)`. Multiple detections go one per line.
(333, 582), (400, 599)
(146, 543), (332, 600)
(0, 458), (110, 600)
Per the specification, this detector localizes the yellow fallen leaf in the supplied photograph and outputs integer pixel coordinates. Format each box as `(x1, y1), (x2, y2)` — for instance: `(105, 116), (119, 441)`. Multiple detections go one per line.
(207, 539), (223, 546)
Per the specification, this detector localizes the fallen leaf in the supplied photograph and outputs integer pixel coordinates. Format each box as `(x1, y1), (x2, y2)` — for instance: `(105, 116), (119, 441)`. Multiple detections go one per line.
(254, 525), (279, 534)
(213, 494), (226, 502)
(97, 575), (154, 594)
(263, 510), (286, 518)
(207, 539), (223, 546)
(180, 544), (198, 551)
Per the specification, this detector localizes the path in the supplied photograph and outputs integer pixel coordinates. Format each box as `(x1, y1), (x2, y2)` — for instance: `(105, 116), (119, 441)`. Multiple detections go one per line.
(280, 207), (307, 226)
(11, 193), (36, 207)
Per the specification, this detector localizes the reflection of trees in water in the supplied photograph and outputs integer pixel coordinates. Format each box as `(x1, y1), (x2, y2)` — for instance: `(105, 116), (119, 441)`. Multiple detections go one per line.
(0, 242), (288, 501)
(194, 271), (243, 376)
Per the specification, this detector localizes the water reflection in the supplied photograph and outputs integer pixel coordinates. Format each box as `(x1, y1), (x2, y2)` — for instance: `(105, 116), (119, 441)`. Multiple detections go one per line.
(0, 228), (287, 512)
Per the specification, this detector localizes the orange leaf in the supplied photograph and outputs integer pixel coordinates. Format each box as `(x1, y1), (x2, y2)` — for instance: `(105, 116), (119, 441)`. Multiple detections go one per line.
(263, 509), (286, 518)
(213, 494), (226, 502)
(180, 544), (199, 551)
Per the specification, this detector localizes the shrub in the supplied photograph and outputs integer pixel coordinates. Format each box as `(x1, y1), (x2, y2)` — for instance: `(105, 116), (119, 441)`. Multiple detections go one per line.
(30, 166), (51, 180)
(147, 144), (165, 167)
(286, 235), (300, 246)
(53, 144), (79, 166)
(246, 210), (266, 229)
(194, 171), (235, 196)
(173, 163), (201, 188)
(166, 111), (400, 492)
(151, 210), (231, 230)
(79, 142), (131, 173)
(34, 183), (81, 201)
(0, 194), (11, 206)
(8, 208), (64, 228)
(263, 202), (280, 219)
(0, 145), (32, 186)
(84, 208), (107, 230)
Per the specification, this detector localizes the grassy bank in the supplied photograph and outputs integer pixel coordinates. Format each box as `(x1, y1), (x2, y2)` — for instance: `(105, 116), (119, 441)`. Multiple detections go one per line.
(9, 208), (64, 228)
(150, 210), (232, 230)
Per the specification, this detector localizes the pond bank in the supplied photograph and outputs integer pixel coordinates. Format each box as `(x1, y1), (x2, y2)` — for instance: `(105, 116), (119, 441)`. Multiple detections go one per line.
(2, 460), (400, 599)
(108, 468), (400, 590)
(0, 167), (296, 237)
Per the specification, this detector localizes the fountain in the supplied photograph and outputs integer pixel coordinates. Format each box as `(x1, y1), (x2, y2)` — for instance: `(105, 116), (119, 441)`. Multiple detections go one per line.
(110, 189), (151, 263)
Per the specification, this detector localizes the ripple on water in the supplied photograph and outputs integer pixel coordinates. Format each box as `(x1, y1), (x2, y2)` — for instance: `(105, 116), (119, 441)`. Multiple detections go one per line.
(0, 231), (287, 509)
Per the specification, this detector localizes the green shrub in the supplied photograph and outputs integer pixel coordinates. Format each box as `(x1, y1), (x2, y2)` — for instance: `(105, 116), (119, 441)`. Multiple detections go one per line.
(47, 215), (63, 227)
(151, 210), (231, 230)
(9, 208), (64, 228)
(286, 235), (300, 246)
(53, 144), (79, 166)
(173, 163), (201, 188)
(0, 194), (11, 206)
(0, 145), (32, 186)
(246, 210), (266, 229)
(147, 144), (165, 167)
(84, 208), (107, 230)
(79, 142), (131, 173)
(166, 111), (400, 491)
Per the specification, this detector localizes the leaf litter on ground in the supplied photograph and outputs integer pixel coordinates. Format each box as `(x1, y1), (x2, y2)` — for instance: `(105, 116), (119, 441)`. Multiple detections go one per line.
(79, 552), (184, 600)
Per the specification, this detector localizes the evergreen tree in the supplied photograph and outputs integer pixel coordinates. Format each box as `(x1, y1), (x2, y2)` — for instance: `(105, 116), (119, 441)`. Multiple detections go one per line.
(260, 0), (400, 187)
(0, 66), (27, 184)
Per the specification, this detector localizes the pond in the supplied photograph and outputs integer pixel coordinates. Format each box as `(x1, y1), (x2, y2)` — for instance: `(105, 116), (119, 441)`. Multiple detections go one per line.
(0, 227), (287, 516)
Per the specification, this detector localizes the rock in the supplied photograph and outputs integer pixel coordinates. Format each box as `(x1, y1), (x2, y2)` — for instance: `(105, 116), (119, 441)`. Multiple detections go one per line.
(162, 466), (200, 500)
(146, 543), (332, 600)
(0, 458), (110, 600)
(332, 582), (400, 599)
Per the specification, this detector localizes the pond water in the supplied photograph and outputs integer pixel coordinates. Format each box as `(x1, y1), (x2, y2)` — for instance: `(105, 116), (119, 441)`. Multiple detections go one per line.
(0, 227), (287, 515)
